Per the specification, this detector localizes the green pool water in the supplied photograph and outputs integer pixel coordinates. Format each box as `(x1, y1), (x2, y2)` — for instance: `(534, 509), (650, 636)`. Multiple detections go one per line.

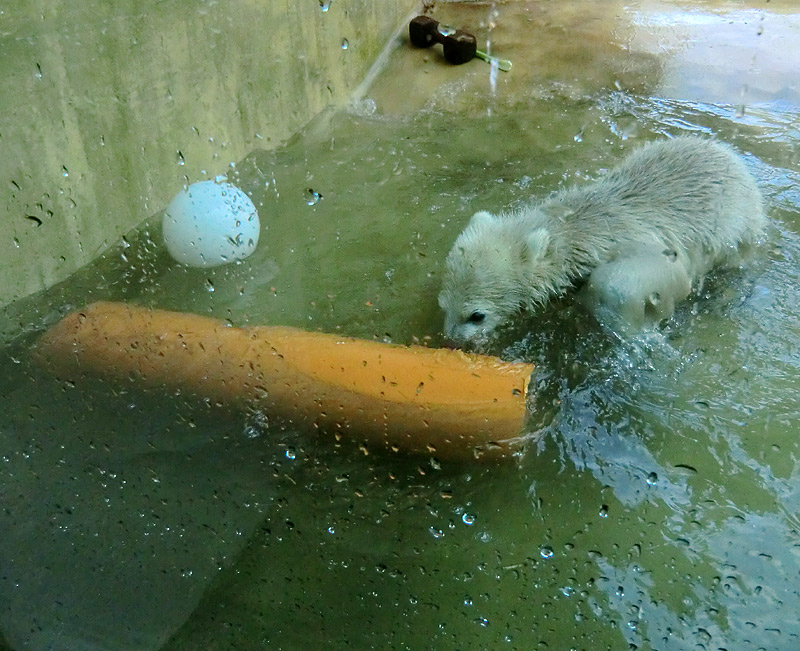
(1, 80), (799, 649)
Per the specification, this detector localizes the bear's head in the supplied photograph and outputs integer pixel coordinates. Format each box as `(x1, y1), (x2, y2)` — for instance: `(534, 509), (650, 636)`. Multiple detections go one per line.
(439, 210), (553, 346)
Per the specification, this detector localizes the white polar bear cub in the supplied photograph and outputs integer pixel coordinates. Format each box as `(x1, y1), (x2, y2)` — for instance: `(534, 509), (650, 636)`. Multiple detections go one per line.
(439, 136), (765, 345)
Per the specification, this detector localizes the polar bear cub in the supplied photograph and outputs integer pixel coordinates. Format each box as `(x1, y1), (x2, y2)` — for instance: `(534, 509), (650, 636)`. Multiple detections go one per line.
(439, 136), (765, 345)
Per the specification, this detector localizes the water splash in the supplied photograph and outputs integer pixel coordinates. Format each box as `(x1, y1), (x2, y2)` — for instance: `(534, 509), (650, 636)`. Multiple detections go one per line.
(486, 3), (500, 115)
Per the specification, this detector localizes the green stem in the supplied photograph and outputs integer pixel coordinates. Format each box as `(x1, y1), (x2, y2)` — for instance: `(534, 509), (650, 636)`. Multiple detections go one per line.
(475, 49), (512, 72)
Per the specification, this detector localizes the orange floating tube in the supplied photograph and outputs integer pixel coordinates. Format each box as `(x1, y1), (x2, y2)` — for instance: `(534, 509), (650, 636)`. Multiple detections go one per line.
(35, 302), (534, 460)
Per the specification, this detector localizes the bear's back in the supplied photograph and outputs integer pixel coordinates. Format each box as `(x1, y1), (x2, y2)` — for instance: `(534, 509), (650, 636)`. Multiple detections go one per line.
(595, 137), (764, 251)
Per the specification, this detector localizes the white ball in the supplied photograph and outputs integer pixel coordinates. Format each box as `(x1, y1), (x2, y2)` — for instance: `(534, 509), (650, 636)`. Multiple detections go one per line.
(162, 180), (260, 268)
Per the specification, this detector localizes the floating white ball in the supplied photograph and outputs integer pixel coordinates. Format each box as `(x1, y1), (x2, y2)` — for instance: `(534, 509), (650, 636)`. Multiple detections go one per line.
(162, 181), (260, 268)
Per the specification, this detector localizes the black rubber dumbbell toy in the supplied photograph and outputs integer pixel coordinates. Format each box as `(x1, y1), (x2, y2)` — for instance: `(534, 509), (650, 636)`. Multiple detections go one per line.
(409, 15), (477, 65)
(409, 15), (512, 70)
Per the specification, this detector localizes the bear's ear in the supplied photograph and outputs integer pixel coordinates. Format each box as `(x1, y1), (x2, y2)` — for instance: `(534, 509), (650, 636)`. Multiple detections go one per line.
(524, 228), (551, 261)
(468, 210), (496, 229)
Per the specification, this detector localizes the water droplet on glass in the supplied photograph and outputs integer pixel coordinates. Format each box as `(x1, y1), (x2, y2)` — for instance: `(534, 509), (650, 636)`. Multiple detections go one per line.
(599, 504), (609, 518)
(560, 586), (575, 597)
(341, 38), (349, 50)
(463, 596), (473, 606)
(306, 188), (322, 205)
(319, 0), (332, 11)
(176, 150), (185, 166)
(646, 472), (658, 485)
(285, 447), (296, 460)
(696, 628), (712, 644)
(438, 24), (455, 37)
(61, 166), (69, 178)
(429, 526), (444, 539)
(539, 545), (554, 559)
(462, 513), (476, 526)
(205, 278), (215, 292)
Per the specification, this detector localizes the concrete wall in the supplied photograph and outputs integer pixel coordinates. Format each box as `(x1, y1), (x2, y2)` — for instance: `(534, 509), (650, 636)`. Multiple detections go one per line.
(0, 0), (417, 308)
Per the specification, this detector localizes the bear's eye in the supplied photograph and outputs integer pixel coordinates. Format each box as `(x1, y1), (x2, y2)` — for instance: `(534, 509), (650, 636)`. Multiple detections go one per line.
(467, 311), (486, 325)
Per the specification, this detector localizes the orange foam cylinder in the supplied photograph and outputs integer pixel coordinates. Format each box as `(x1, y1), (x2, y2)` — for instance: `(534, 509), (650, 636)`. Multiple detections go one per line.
(35, 302), (534, 460)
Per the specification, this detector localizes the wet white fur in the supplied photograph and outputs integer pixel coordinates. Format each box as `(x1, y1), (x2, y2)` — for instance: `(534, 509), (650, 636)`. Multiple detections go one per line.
(439, 136), (765, 344)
